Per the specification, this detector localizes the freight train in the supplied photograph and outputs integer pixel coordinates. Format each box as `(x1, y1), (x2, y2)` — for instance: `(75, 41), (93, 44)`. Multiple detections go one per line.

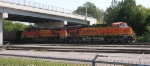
(3, 22), (135, 43)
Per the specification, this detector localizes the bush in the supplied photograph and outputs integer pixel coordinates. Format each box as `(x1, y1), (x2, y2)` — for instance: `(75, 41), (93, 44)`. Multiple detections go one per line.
(136, 33), (150, 42)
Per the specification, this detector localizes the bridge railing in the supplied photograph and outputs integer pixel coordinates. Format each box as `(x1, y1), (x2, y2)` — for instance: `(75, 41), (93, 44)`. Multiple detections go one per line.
(0, 0), (93, 18)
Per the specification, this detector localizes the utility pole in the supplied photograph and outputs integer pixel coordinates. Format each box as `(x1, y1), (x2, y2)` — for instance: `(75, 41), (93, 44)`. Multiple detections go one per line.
(112, 0), (115, 6)
(85, 0), (87, 21)
(46, 0), (48, 9)
(46, 0), (47, 5)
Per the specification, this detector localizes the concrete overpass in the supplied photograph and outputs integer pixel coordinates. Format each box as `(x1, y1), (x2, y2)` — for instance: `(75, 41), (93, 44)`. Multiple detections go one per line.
(0, 0), (97, 46)
(0, 0), (97, 26)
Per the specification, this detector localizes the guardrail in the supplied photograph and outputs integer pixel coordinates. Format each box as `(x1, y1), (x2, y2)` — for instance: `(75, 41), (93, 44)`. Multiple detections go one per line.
(0, 0), (93, 17)
(0, 54), (149, 66)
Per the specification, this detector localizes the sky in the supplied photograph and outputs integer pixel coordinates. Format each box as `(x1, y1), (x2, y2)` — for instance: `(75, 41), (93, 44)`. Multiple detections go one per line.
(26, 0), (150, 11)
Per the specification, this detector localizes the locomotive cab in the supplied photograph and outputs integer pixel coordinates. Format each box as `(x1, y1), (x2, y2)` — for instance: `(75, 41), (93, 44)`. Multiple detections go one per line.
(112, 22), (128, 29)
(111, 22), (134, 43)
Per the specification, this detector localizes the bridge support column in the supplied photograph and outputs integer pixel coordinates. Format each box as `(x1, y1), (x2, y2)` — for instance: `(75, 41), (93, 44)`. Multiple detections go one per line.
(0, 13), (8, 47)
(0, 15), (3, 47)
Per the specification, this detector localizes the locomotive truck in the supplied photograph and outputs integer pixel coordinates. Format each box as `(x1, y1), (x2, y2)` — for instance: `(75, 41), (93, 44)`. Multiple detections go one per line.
(3, 22), (135, 43)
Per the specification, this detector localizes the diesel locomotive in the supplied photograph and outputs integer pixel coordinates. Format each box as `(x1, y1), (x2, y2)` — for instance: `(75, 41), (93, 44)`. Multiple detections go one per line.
(3, 22), (135, 43)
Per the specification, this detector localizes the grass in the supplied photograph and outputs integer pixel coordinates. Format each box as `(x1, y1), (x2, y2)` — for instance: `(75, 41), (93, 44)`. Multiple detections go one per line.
(32, 49), (38, 52)
(0, 57), (83, 66)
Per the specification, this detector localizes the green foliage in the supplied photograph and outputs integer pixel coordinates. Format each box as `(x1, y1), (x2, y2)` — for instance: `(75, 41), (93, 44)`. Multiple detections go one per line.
(3, 20), (14, 31)
(136, 33), (150, 42)
(74, 2), (104, 22)
(136, 25), (150, 42)
(104, 0), (121, 26)
(104, 0), (150, 36)
(115, 0), (137, 25)
(3, 20), (33, 31)
(131, 9), (146, 36)
(26, 23), (34, 28)
(145, 15), (150, 25)
(146, 25), (150, 32)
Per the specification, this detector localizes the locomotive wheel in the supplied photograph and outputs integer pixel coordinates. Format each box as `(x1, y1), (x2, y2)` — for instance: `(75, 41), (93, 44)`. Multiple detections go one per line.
(126, 36), (132, 43)
(107, 38), (111, 43)
(25, 38), (29, 43)
(126, 40), (130, 43)
(68, 40), (72, 43)
(50, 39), (54, 43)
(78, 39), (82, 43)
(59, 39), (63, 42)
(27, 38), (31, 43)
(53, 38), (58, 42)
(73, 38), (78, 43)
(28, 38), (32, 43)
(113, 37), (118, 43)
(48, 38), (53, 43)
(45, 38), (48, 42)
(23, 38), (27, 43)
(64, 39), (68, 43)
(120, 36), (123, 42)
(78, 38), (82, 43)
(117, 37), (122, 43)
(21, 38), (24, 42)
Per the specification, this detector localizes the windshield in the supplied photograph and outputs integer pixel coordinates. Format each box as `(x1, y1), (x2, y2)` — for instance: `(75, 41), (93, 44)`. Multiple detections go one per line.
(120, 23), (127, 28)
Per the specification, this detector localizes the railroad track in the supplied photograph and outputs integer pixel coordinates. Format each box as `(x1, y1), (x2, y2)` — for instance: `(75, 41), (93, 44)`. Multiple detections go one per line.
(6, 44), (150, 48)
(1, 42), (150, 54)
(32, 44), (150, 48)
(5, 42), (150, 48)
(4, 41), (150, 45)
(3, 44), (150, 54)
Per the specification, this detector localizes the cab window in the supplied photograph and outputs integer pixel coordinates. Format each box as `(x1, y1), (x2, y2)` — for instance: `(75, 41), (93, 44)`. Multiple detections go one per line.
(120, 23), (127, 28)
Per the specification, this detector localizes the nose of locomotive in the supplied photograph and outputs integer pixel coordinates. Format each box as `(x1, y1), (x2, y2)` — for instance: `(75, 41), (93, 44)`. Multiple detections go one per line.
(127, 26), (135, 42)
(125, 26), (132, 35)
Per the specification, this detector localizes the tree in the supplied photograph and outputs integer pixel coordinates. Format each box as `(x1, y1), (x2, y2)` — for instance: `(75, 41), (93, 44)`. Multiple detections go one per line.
(74, 2), (104, 22)
(115, 0), (150, 36)
(104, 0), (121, 26)
(3, 20), (14, 31)
(13, 22), (28, 31)
(26, 23), (34, 28)
(104, 0), (150, 36)
(115, 0), (137, 23)
(3, 20), (33, 31)
(114, 0), (147, 36)
(146, 24), (150, 32)
(133, 10), (146, 35)
(145, 14), (150, 32)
